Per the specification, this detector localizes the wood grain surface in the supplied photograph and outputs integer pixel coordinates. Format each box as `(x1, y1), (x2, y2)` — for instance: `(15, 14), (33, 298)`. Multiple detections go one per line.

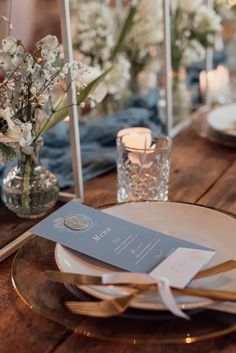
(0, 127), (236, 353)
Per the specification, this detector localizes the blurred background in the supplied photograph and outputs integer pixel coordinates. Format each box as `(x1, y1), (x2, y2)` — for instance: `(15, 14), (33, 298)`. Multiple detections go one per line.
(0, 0), (61, 48)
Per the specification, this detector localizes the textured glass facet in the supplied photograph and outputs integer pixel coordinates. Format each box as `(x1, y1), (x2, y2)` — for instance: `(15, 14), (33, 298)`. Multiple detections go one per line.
(117, 136), (171, 203)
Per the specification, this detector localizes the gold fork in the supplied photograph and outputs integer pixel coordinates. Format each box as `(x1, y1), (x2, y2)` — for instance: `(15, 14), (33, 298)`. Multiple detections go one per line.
(66, 285), (236, 318)
(66, 288), (149, 317)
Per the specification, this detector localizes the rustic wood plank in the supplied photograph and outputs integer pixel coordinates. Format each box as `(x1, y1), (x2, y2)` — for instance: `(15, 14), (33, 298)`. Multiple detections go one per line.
(169, 128), (235, 203)
(0, 256), (71, 353)
(53, 335), (128, 353)
(198, 160), (236, 214)
(0, 207), (36, 249)
(0, 202), (64, 250)
(84, 171), (117, 208)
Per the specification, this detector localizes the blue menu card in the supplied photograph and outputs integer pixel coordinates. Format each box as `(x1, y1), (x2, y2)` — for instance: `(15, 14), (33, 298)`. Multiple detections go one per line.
(31, 200), (213, 273)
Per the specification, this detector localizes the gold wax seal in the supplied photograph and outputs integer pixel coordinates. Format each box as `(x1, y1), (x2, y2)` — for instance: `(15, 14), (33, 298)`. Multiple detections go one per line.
(64, 215), (90, 230)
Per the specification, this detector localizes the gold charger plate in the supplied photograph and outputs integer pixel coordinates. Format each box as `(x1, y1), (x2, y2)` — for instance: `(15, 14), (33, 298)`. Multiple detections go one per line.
(11, 233), (236, 345)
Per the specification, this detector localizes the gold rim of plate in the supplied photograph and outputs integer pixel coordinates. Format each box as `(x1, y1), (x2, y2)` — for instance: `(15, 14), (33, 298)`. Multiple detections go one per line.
(11, 201), (236, 345)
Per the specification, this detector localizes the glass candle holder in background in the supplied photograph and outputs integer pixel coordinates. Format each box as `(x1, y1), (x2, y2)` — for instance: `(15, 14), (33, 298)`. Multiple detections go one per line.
(117, 128), (172, 203)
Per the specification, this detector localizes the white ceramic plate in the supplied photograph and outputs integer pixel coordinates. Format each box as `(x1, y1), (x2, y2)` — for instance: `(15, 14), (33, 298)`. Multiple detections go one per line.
(55, 202), (236, 311)
(208, 104), (236, 137)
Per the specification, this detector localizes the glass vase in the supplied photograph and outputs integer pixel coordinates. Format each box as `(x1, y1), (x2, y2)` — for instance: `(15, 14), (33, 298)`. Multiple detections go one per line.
(1, 137), (59, 219)
(172, 68), (191, 125)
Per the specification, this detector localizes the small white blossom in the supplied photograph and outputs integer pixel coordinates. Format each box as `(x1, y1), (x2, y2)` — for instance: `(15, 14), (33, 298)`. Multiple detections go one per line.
(183, 40), (206, 65)
(37, 35), (59, 64)
(39, 35), (59, 49)
(2, 36), (18, 55)
(19, 122), (34, 147)
(193, 5), (222, 33)
(61, 63), (69, 76)
(12, 44), (25, 66)
(76, 64), (107, 103)
(73, 2), (115, 63)
(126, 0), (163, 63)
(104, 55), (131, 98)
(0, 50), (12, 71)
(0, 109), (21, 143)
(69, 61), (80, 80)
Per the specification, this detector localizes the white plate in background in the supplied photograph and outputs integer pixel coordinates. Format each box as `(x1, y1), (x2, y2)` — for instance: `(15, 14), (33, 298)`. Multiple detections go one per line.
(208, 104), (236, 137)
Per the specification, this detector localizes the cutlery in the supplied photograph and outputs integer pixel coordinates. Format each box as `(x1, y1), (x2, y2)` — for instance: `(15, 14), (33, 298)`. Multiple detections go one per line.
(45, 259), (236, 286)
(193, 260), (236, 280)
(45, 260), (236, 317)
(66, 288), (151, 318)
(65, 286), (236, 318)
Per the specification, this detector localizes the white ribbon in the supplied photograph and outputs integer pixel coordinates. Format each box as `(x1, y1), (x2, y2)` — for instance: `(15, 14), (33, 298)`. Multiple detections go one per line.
(102, 272), (190, 320)
(152, 276), (190, 320)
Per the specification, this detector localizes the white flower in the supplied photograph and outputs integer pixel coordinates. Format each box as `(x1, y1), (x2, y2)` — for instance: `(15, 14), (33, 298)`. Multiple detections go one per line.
(183, 40), (206, 65)
(103, 55), (131, 98)
(2, 36), (18, 55)
(0, 109), (21, 143)
(193, 5), (222, 33)
(26, 54), (34, 72)
(76, 64), (107, 103)
(0, 33), (101, 146)
(179, 0), (203, 13)
(69, 61), (80, 80)
(37, 35), (59, 64)
(74, 2), (115, 63)
(0, 50), (12, 71)
(41, 48), (58, 64)
(19, 122), (34, 147)
(126, 0), (163, 62)
(12, 44), (25, 66)
(61, 63), (69, 76)
(39, 35), (59, 49)
(76, 64), (99, 88)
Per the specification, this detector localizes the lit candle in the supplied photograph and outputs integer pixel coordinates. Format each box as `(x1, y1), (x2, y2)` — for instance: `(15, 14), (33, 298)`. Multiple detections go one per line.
(199, 65), (230, 104)
(117, 127), (152, 150)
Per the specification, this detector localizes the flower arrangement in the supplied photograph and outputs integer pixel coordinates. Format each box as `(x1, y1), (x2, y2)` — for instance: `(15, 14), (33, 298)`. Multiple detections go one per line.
(0, 34), (108, 217)
(72, 0), (223, 99)
(0, 35), (106, 161)
(123, 0), (163, 92)
(72, 0), (163, 98)
(72, 0), (133, 106)
(171, 0), (222, 72)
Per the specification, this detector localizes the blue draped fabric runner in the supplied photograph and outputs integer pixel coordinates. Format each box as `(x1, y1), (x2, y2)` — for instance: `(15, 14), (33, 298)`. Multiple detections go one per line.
(0, 90), (162, 190)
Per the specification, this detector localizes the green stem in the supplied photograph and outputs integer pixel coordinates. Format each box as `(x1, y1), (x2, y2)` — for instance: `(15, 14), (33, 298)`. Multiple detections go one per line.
(22, 156), (31, 209)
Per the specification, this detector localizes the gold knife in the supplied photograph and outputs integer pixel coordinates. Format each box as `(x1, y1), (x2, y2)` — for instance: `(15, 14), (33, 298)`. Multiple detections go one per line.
(45, 259), (236, 286)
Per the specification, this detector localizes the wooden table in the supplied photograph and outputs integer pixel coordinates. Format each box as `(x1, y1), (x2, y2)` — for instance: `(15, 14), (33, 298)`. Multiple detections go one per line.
(0, 127), (236, 353)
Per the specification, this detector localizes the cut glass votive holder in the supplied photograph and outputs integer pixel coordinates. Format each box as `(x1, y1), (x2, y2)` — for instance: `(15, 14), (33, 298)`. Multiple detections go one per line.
(117, 128), (172, 203)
